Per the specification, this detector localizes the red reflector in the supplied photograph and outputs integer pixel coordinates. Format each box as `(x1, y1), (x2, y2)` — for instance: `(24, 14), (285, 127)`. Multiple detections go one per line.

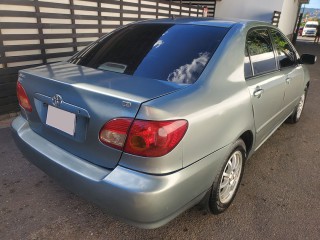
(17, 82), (32, 112)
(124, 120), (188, 157)
(99, 118), (133, 150)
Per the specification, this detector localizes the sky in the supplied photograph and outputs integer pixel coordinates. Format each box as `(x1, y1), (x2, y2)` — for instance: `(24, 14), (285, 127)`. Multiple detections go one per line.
(306, 0), (320, 9)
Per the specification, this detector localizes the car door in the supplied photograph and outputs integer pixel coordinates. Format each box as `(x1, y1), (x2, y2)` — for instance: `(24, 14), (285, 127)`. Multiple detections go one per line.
(244, 28), (286, 149)
(270, 29), (304, 117)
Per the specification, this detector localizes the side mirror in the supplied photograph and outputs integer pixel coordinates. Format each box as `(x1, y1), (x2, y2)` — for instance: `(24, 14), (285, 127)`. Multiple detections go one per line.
(299, 54), (317, 65)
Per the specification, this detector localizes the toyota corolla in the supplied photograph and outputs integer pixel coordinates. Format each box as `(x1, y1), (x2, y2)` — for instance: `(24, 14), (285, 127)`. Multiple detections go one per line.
(12, 18), (316, 228)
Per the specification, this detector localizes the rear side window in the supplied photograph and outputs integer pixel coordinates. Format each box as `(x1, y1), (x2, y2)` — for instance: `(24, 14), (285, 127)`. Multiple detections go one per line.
(69, 24), (228, 84)
(270, 29), (296, 68)
(246, 29), (277, 76)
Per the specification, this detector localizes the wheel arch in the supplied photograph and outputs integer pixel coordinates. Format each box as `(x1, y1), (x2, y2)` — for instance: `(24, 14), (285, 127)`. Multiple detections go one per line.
(239, 130), (254, 157)
(306, 81), (310, 90)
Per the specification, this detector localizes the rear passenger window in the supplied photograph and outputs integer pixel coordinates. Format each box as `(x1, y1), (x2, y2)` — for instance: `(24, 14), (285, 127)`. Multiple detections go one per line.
(270, 29), (296, 68)
(246, 29), (277, 76)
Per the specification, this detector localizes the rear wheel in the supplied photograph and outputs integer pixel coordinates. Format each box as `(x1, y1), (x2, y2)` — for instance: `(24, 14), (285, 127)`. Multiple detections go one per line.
(208, 139), (246, 214)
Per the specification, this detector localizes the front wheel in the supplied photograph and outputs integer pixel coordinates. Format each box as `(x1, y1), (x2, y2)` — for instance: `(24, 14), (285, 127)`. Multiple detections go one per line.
(208, 139), (246, 214)
(287, 91), (306, 124)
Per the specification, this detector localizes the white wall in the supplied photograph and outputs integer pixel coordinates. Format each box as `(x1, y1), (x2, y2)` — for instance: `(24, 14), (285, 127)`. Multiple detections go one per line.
(215, 0), (299, 36)
(215, 0), (284, 22)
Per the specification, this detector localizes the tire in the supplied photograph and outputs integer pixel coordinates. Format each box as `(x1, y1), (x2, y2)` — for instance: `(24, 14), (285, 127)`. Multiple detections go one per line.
(208, 139), (246, 214)
(287, 90), (307, 124)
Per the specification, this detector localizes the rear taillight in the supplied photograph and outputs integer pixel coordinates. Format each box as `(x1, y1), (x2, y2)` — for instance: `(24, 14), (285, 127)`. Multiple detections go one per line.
(99, 118), (188, 157)
(17, 82), (32, 112)
(124, 119), (188, 157)
(99, 118), (133, 150)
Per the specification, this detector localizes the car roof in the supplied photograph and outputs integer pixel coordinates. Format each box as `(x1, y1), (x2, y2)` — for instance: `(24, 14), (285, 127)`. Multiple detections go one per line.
(136, 17), (271, 29)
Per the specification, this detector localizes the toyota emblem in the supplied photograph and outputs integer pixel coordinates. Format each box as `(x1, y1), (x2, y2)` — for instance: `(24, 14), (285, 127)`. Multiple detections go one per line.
(52, 94), (63, 107)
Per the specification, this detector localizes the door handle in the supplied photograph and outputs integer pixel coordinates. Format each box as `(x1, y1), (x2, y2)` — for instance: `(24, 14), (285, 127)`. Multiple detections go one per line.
(286, 77), (292, 84)
(253, 87), (264, 98)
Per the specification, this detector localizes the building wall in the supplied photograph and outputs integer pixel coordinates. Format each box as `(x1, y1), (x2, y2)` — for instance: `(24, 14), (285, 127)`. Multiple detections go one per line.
(172, 1), (216, 17)
(215, 0), (284, 22)
(278, 0), (300, 38)
(215, 0), (299, 37)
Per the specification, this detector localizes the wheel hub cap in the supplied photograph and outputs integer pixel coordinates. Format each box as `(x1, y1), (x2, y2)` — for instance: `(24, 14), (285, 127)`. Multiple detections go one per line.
(296, 93), (305, 120)
(219, 151), (243, 204)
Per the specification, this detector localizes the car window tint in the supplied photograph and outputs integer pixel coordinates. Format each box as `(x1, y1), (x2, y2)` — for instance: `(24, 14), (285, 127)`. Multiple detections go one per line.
(69, 24), (228, 84)
(270, 29), (296, 68)
(246, 29), (277, 75)
(244, 47), (253, 78)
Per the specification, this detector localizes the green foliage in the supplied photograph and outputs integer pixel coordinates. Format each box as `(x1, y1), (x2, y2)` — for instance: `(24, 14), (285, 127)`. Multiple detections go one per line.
(247, 30), (272, 56)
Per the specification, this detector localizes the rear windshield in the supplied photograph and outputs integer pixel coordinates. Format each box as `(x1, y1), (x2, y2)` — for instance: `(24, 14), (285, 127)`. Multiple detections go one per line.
(69, 24), (228, 84)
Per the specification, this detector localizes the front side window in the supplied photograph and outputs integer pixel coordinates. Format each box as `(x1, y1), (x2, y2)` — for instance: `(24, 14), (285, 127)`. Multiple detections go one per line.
(69, 24), (228, 84)
(246, 29), (277, 76)
(270, 29), (296, 68)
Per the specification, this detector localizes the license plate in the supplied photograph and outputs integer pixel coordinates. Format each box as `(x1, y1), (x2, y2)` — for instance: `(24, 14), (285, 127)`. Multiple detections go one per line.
(46, 105), (76, 136)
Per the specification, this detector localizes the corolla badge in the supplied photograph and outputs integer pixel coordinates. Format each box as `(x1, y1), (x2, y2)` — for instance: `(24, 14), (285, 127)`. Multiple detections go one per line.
(52, 94), (63, 107)
(122, 100), (131, 108)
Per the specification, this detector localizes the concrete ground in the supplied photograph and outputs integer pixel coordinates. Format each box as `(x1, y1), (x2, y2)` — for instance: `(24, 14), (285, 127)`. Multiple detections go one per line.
(1, 38), (320, 240)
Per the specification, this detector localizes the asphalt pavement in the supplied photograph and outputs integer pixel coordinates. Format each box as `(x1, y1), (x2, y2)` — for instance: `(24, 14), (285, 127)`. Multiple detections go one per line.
(0, 37), (320, 240)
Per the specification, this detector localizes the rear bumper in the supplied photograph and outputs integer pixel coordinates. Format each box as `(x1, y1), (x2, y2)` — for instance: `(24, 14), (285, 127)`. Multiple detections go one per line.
(12, 116), (228, 228)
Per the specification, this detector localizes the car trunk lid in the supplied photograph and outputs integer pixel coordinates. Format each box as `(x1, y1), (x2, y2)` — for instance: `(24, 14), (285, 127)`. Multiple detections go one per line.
(19, 62), (184, 169)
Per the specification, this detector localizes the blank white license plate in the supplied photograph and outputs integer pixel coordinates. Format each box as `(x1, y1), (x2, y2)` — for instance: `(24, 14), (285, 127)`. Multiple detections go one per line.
(46, 105), (76, 136)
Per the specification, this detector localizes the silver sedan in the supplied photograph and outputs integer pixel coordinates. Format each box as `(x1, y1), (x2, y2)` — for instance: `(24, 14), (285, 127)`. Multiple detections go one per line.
(12, 18), (316, 228)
